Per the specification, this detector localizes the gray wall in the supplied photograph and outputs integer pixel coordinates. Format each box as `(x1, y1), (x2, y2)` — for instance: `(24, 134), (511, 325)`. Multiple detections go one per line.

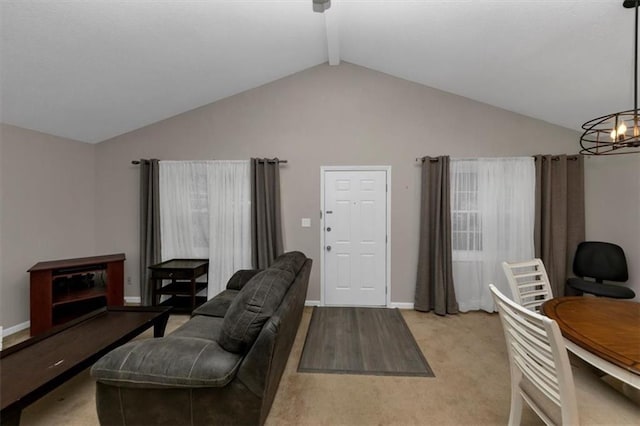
(3, 63), (637, 330)
(584, 154), (640, 298)
(94, 63), (581, 305)
(0, 124), (97, 329)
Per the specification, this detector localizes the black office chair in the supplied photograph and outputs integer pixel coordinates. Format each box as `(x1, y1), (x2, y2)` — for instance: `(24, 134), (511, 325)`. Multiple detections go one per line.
(567, 241), (636, 299)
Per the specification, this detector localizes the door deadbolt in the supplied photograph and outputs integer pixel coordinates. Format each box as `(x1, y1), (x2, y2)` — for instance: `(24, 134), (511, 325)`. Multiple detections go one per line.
(326, 227), (332, 232)
(326, 246), (332, 251)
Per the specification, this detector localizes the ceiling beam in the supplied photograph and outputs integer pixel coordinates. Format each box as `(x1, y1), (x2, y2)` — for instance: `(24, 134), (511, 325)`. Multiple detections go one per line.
(324, 3), (340, 65)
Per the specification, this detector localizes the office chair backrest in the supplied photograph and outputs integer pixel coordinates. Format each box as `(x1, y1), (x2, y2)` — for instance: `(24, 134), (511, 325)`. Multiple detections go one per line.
(502, 259), (553, 313)
(489, 284), (579, 425)
(573, 241), (628, 283)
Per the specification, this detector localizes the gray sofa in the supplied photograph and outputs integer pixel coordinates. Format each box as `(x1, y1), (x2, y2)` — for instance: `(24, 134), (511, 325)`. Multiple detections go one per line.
(90, 251), (312, 426)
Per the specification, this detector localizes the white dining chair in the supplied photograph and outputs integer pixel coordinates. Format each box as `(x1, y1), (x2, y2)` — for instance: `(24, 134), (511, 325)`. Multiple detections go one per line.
(501, 259), (553, 313)
(489, 284), (579, 426)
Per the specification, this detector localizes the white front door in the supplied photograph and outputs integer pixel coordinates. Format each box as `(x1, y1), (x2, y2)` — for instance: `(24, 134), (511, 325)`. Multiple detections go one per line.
(323, 169), (388, 306)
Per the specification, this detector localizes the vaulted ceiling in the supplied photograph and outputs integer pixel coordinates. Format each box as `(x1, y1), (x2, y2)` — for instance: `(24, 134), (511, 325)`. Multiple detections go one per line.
(1, 1), (637, 143)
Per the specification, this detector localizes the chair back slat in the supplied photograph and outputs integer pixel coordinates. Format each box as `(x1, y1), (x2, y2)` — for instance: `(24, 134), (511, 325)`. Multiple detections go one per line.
(490, 284), (579, 425)
(502, 259), (553, 313)
(504, 318), (555, 370)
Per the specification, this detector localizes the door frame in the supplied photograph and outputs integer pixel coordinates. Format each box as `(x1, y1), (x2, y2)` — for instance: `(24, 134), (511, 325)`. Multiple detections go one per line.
(320, 165), (392, 307)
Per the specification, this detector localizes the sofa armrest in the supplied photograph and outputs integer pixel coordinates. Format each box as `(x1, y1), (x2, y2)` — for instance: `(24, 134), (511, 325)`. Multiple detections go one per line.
(90, 336), (243, 389)
(226, 269), (262, 290)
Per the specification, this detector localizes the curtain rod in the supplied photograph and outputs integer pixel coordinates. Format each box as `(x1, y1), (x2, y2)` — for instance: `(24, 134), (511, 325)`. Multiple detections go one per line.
(415, 157), (442, 162)
(256, 158), (288, 164)
(533, 155), (579, 161)
(415, 155), (580, 163)
(131, 158), (288, 165)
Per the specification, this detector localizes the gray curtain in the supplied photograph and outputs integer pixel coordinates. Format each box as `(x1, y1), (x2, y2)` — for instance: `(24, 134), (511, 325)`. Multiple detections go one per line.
(140, 159), (161, 306)
(415, 156), (458, 315)
(534, 154), (585, 297)
(251, 158), (284, 268)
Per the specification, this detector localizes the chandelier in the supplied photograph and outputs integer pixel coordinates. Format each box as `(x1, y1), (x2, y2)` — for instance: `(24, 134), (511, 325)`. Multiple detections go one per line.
(313, 0), (331, 13)
(580, 1), (640, 155)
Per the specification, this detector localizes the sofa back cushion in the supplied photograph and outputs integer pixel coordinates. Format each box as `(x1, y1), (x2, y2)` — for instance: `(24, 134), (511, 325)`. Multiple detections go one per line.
(191, 289), (239, 318)
(218, 268), (294, 354)
(226, 269), (262, 291)
(269, 251), (306, 276)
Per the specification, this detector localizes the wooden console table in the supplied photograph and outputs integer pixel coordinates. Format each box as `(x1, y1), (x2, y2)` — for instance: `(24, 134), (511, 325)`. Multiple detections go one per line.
(149, 259), (209, 313)
(29, 254), (125, 336)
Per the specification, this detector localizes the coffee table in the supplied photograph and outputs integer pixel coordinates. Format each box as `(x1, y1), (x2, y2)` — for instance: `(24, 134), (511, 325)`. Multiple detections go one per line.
(0, 306), (171, 425)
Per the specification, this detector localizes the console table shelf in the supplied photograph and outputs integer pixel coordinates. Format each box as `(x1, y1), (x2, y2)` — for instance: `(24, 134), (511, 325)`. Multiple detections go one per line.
(52, 288), (107, 306)
(155, 281), (208, 296)
(29, 254), (125, 336)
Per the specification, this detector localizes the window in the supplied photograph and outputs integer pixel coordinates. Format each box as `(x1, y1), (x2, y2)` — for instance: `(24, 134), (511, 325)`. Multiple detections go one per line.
(189, 168), (209, 250)
(451, 165), (482, 260)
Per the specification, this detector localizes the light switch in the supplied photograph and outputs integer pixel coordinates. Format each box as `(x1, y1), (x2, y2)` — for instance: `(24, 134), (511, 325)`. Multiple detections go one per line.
(301, 218), (311, 228)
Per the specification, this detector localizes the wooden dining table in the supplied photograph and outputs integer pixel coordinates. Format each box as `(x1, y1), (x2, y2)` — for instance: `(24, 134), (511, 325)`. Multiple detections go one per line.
(542, 297), (640, 390)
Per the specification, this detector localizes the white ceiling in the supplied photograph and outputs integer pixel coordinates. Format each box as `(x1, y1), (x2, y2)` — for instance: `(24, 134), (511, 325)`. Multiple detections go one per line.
(1, 0), (637, 143)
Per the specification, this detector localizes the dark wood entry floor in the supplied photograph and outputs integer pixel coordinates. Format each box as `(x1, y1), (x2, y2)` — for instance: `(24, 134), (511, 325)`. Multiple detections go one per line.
(298, 307), (434, 377)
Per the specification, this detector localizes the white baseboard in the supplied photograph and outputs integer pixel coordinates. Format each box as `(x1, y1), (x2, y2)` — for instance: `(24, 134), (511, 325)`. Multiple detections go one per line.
(304, 300), (321, 307)
(125, 296), (141, 305)
(389, 302), (414, 310)
(2, 320), (30, 338)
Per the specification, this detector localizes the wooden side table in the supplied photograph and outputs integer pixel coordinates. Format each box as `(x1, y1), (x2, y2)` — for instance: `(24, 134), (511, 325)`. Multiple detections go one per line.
(148, 259), (209, 313)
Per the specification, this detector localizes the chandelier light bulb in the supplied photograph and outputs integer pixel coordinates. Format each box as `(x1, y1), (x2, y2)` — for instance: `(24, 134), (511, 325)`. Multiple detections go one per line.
(607, 118), (629, 141)
(618, 121), (627, 135)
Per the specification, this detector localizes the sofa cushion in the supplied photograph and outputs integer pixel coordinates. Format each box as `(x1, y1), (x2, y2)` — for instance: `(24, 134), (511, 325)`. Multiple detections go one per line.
(218, 268), (294, 354)
(91, 336), (243, 388)
(170, 315), (224, 341)
(192, 289), (240, 318)
(270, 251), (306, 276)
(226, 269), (263, 291)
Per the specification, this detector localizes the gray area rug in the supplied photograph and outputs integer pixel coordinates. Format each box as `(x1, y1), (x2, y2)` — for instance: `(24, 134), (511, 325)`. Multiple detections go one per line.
(298, 307), (434, 377)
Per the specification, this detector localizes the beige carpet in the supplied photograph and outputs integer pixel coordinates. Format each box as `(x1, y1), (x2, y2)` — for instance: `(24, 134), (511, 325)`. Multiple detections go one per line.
(7, 308), (640, 425)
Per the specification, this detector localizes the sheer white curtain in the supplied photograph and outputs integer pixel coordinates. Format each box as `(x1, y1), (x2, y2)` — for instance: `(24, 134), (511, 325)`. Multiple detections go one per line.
(160, 161), (209, 259)
(451, 157), (535, 312)
(160, 160), (251, 299)
(207, 161), (251, 298)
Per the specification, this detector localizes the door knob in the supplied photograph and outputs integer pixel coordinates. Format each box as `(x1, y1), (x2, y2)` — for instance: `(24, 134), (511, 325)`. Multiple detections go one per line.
(326, 246), (332, 251)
